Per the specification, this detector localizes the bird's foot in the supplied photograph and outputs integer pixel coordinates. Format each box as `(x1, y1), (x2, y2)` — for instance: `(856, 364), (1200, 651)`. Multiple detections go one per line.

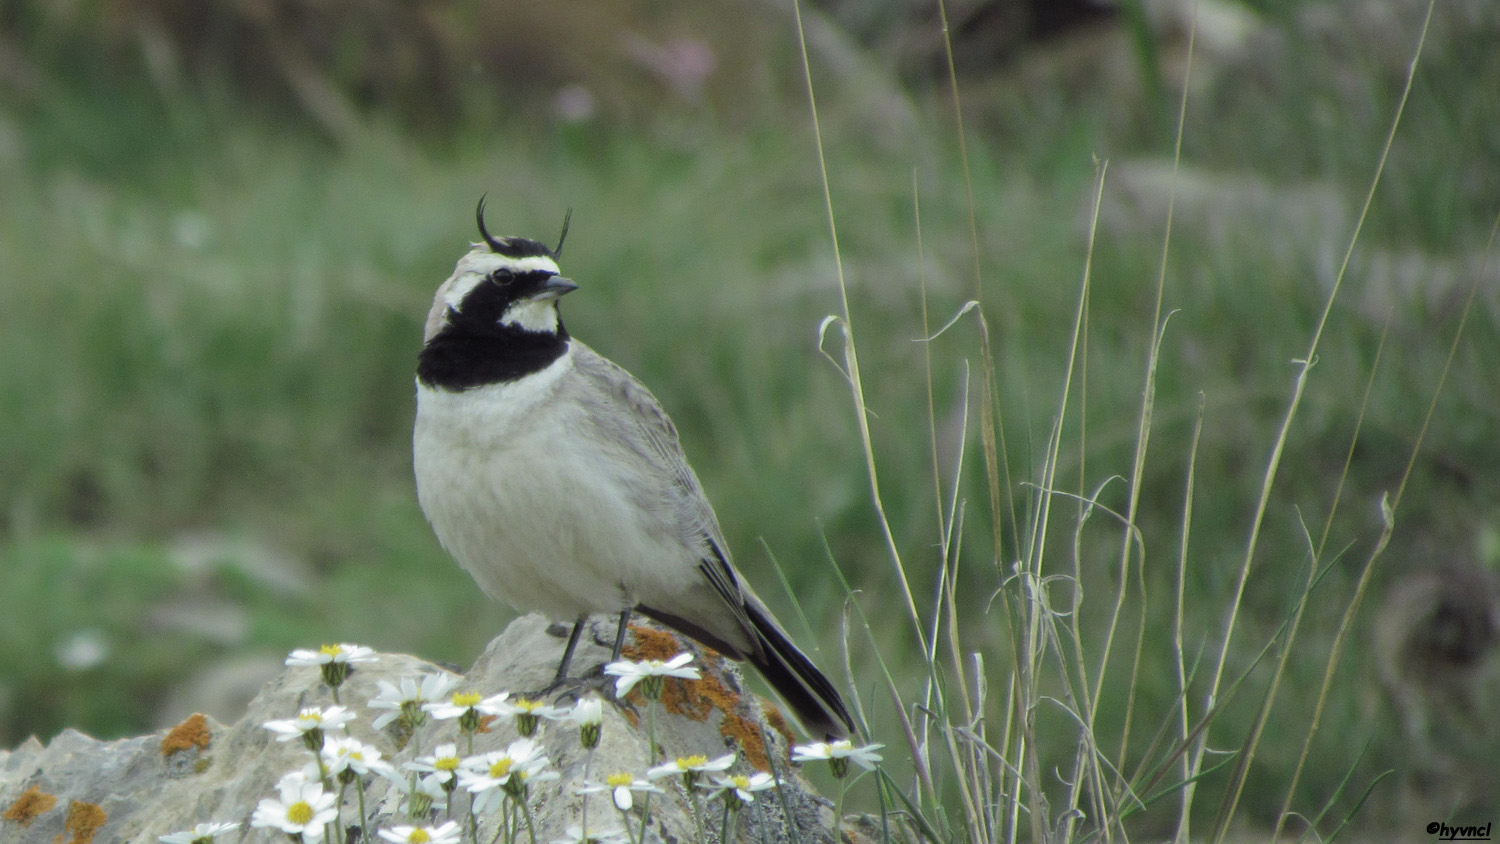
(531, 666), (618, 706)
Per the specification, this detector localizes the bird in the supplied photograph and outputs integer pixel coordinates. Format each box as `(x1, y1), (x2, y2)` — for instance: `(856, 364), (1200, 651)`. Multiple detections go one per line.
(412, 200), (855, 739)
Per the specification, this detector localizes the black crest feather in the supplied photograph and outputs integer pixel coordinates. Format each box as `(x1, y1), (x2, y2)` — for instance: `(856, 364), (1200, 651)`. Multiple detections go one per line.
(553, 209), (573, 258)
(475, 196), (572, 261)
(475, 195), (508, 253)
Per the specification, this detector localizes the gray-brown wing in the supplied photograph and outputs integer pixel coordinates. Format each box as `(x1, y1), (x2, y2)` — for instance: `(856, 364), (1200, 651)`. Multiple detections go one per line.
(569, 343), (751, 611)
(569, 346), (855, 737)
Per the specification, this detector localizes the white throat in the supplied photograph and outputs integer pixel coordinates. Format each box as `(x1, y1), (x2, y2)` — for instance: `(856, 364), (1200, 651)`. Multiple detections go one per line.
(500, 298), (562, 334)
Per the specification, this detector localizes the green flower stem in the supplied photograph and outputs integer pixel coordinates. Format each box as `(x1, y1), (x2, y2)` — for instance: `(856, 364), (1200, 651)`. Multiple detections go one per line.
(518, 797), (538, 844)
(580, 747), (595, 840)
(833, 777), (848, 844)
(687, 780), (707, 844)
(355, 777), (371, 844)
(618, 807), (641, 844)
(311, 749), (331, 790)
(640, 703), (658, 832)
(720, 803), (736, 844)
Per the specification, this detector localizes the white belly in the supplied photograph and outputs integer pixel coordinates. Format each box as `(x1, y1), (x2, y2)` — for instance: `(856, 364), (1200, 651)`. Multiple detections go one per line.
(412, 350), (681, 620)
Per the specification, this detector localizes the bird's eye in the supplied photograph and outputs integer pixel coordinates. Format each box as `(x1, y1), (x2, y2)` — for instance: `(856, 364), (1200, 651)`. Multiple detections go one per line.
(487, 270), (512, 286)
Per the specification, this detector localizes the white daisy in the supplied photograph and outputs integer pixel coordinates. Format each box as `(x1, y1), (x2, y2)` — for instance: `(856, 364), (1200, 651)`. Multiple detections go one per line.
(479, 694), (568, 737)
(566, 696), (604, 749)
(603, 652), (700, 699)
(323, 735), (394, 780)
(376, 820), (461, 844)
(792, 739), (884, 778)
(285, 642), (377, 667)
(423, 690), (485, 721)
(286, 643), (377, 698)
(251, 771), (338, 840)
(578, 772), (663, 812)
(405, 742), (464, 787)
(458, 737), (554, 797)
(263, 705), (355, 751)
(158, 821), (239, 844)
(646, 752), (735, 784)
(366, 672), (459, 730)
(701, 771), (776, 808)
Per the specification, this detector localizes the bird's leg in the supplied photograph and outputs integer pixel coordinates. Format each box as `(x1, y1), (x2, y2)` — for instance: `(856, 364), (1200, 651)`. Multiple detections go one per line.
(551, 614), (588, 687)
(539, 611), (633, 704)
(612, 608), (633, 663)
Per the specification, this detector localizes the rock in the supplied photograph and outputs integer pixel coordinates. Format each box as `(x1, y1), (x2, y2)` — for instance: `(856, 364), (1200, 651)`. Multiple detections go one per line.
(0, 615), (841, 844)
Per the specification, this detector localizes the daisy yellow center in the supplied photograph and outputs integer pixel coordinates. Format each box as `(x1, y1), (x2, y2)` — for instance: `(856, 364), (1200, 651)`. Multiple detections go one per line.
(319, 644), (343, 657)
(678, 755), (707, 770)
(435, 756), (459, 771)
(606, 773), (634, 787)
(452, 692), (482, 707)
(516, 698), (541, 712)
(488, 758), (514, 779)
(286, 801), (314, 825)
(831, 740), (853, 754)
(407, 832), (432, 843)
(730, 775), (751, 790)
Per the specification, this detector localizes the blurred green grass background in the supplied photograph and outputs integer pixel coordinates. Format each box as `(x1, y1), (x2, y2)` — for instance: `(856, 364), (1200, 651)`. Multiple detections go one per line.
(1, 0), (1498, 835)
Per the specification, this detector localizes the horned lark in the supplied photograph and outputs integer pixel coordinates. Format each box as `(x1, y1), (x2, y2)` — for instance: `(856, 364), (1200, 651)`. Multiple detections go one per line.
(413, 202), (853, 738)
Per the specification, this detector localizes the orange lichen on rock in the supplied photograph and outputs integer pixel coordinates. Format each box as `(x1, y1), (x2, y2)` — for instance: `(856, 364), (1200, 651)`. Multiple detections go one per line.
(719, 710), (772, 771)
(62, 800), (107, 844)
(760, 702), (795, 749)
(622, 623), (701, 663)
(622, 623), (784, 771)
(624, 625), (725, 720)
(2, 785), (58, 825)
(160, 713), (212, 756)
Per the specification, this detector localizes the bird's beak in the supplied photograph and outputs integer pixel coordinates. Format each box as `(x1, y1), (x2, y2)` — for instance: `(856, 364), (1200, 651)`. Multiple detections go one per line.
(529, 275), (578, 301)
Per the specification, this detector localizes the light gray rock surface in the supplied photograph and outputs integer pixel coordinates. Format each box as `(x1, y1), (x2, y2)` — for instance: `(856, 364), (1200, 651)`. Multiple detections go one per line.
(0, 614), (839, 844)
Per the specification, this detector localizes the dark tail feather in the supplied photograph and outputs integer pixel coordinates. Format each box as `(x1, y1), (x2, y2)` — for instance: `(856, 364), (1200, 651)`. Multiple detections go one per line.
(744, 601), (855, 740)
